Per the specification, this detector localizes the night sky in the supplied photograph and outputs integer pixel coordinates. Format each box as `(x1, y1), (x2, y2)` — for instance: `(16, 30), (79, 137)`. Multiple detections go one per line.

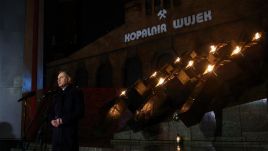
(44, 0), (125, 63)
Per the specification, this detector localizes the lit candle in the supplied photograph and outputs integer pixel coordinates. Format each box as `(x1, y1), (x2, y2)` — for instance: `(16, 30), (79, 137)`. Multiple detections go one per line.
(120, 90), (126, 96)
(252, 32), (261, 41)
(209, 45), (217, 54)
(156, 77), (165, 87)
(174, 57), (181, 64)
(150, 71), (157, 78)
(231, 46), (241, 56)
(176, 136), (181, 143)
(203, 64), (215, 75)
(186, 60), (194, 68)
(177, 145), (181, 151)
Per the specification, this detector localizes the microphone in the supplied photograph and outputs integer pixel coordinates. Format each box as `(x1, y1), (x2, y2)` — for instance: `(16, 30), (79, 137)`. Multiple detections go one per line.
(17, 91), (36, 102)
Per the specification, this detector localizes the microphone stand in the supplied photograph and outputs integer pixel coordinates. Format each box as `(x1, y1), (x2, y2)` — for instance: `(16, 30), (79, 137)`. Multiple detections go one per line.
(17, 92), (35, 151)
(17, 89), (58, 151)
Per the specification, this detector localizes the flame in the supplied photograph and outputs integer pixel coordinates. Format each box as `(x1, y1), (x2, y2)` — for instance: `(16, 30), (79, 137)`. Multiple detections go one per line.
(156, 77), (165, 87)
(209, 45), (217, 54)
(174, 57), (181, 64)
(176, 136), (181, 142)
(231, 46), (241, 56)
(186, 60), (194, 68)
(252, 32), (261, 41)
(141, 102), (153, 112)
(203, 64), (215, 75)
(120, 90), (126, 96)
(177, 145), (181, 151)
(150, 71), (157, 78)
(109, 104), (120, 118)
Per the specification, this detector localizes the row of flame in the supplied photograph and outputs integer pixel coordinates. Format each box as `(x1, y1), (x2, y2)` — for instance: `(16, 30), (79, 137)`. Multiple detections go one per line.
(120, 32), (262, 96)
(108, 32), (263, 120)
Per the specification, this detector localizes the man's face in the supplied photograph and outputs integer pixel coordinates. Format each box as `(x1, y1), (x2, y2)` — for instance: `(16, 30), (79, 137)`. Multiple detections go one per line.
(57, 72), (69, 88)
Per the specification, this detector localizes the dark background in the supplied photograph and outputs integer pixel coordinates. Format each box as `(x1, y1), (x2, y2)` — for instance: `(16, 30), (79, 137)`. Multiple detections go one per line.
(44, 0), (125, 63)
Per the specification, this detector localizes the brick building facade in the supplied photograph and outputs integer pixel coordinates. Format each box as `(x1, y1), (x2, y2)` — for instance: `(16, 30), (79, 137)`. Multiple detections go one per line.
(46, 0), (267, 88)
(45, 0), (268, 143)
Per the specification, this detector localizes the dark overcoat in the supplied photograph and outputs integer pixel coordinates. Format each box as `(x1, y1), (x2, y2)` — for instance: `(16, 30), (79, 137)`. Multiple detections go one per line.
(49, 85), (85, 151)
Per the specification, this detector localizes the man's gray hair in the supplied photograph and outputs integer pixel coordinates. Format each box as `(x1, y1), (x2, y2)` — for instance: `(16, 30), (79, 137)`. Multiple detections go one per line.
(58, 70), (72, 83)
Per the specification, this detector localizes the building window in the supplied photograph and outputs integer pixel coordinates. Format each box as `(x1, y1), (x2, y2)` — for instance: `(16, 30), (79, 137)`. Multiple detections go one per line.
(163, 0), (171, 9)
(154, 0), (162, 12)
(96, 61), (113, 87)
(145, 0), (176, 15)
(123, 57), (142, 87)
(74, 62), (88, 87)
(173, 0), (181, 7)
(145, 0), (153, 15)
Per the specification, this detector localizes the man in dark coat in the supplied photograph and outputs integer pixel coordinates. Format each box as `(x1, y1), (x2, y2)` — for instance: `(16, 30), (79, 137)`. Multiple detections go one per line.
(49, 71), (85, 151)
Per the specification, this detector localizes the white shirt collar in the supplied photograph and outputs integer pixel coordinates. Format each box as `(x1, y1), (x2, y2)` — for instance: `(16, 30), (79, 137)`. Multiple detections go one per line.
(62, 86), (67, 91)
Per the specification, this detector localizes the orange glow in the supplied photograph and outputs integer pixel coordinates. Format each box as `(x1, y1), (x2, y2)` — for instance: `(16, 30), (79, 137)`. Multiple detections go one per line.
(108, 104), (120, 119)
(120, 90), (126, 96)
(156, 77), (165, 87)
(252, 32), (261, 41)
(231, 46), (241, 56)
(150, 71), (157, 78)
(174, 57), (181, 64)
(141, 102), (153, 112)
(209, 45), (217, 54)
(177, 145), (181, 151)
(186, 60), (194, 68)
(203, 64), (215, 75)
(176, 136), (181, 142)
